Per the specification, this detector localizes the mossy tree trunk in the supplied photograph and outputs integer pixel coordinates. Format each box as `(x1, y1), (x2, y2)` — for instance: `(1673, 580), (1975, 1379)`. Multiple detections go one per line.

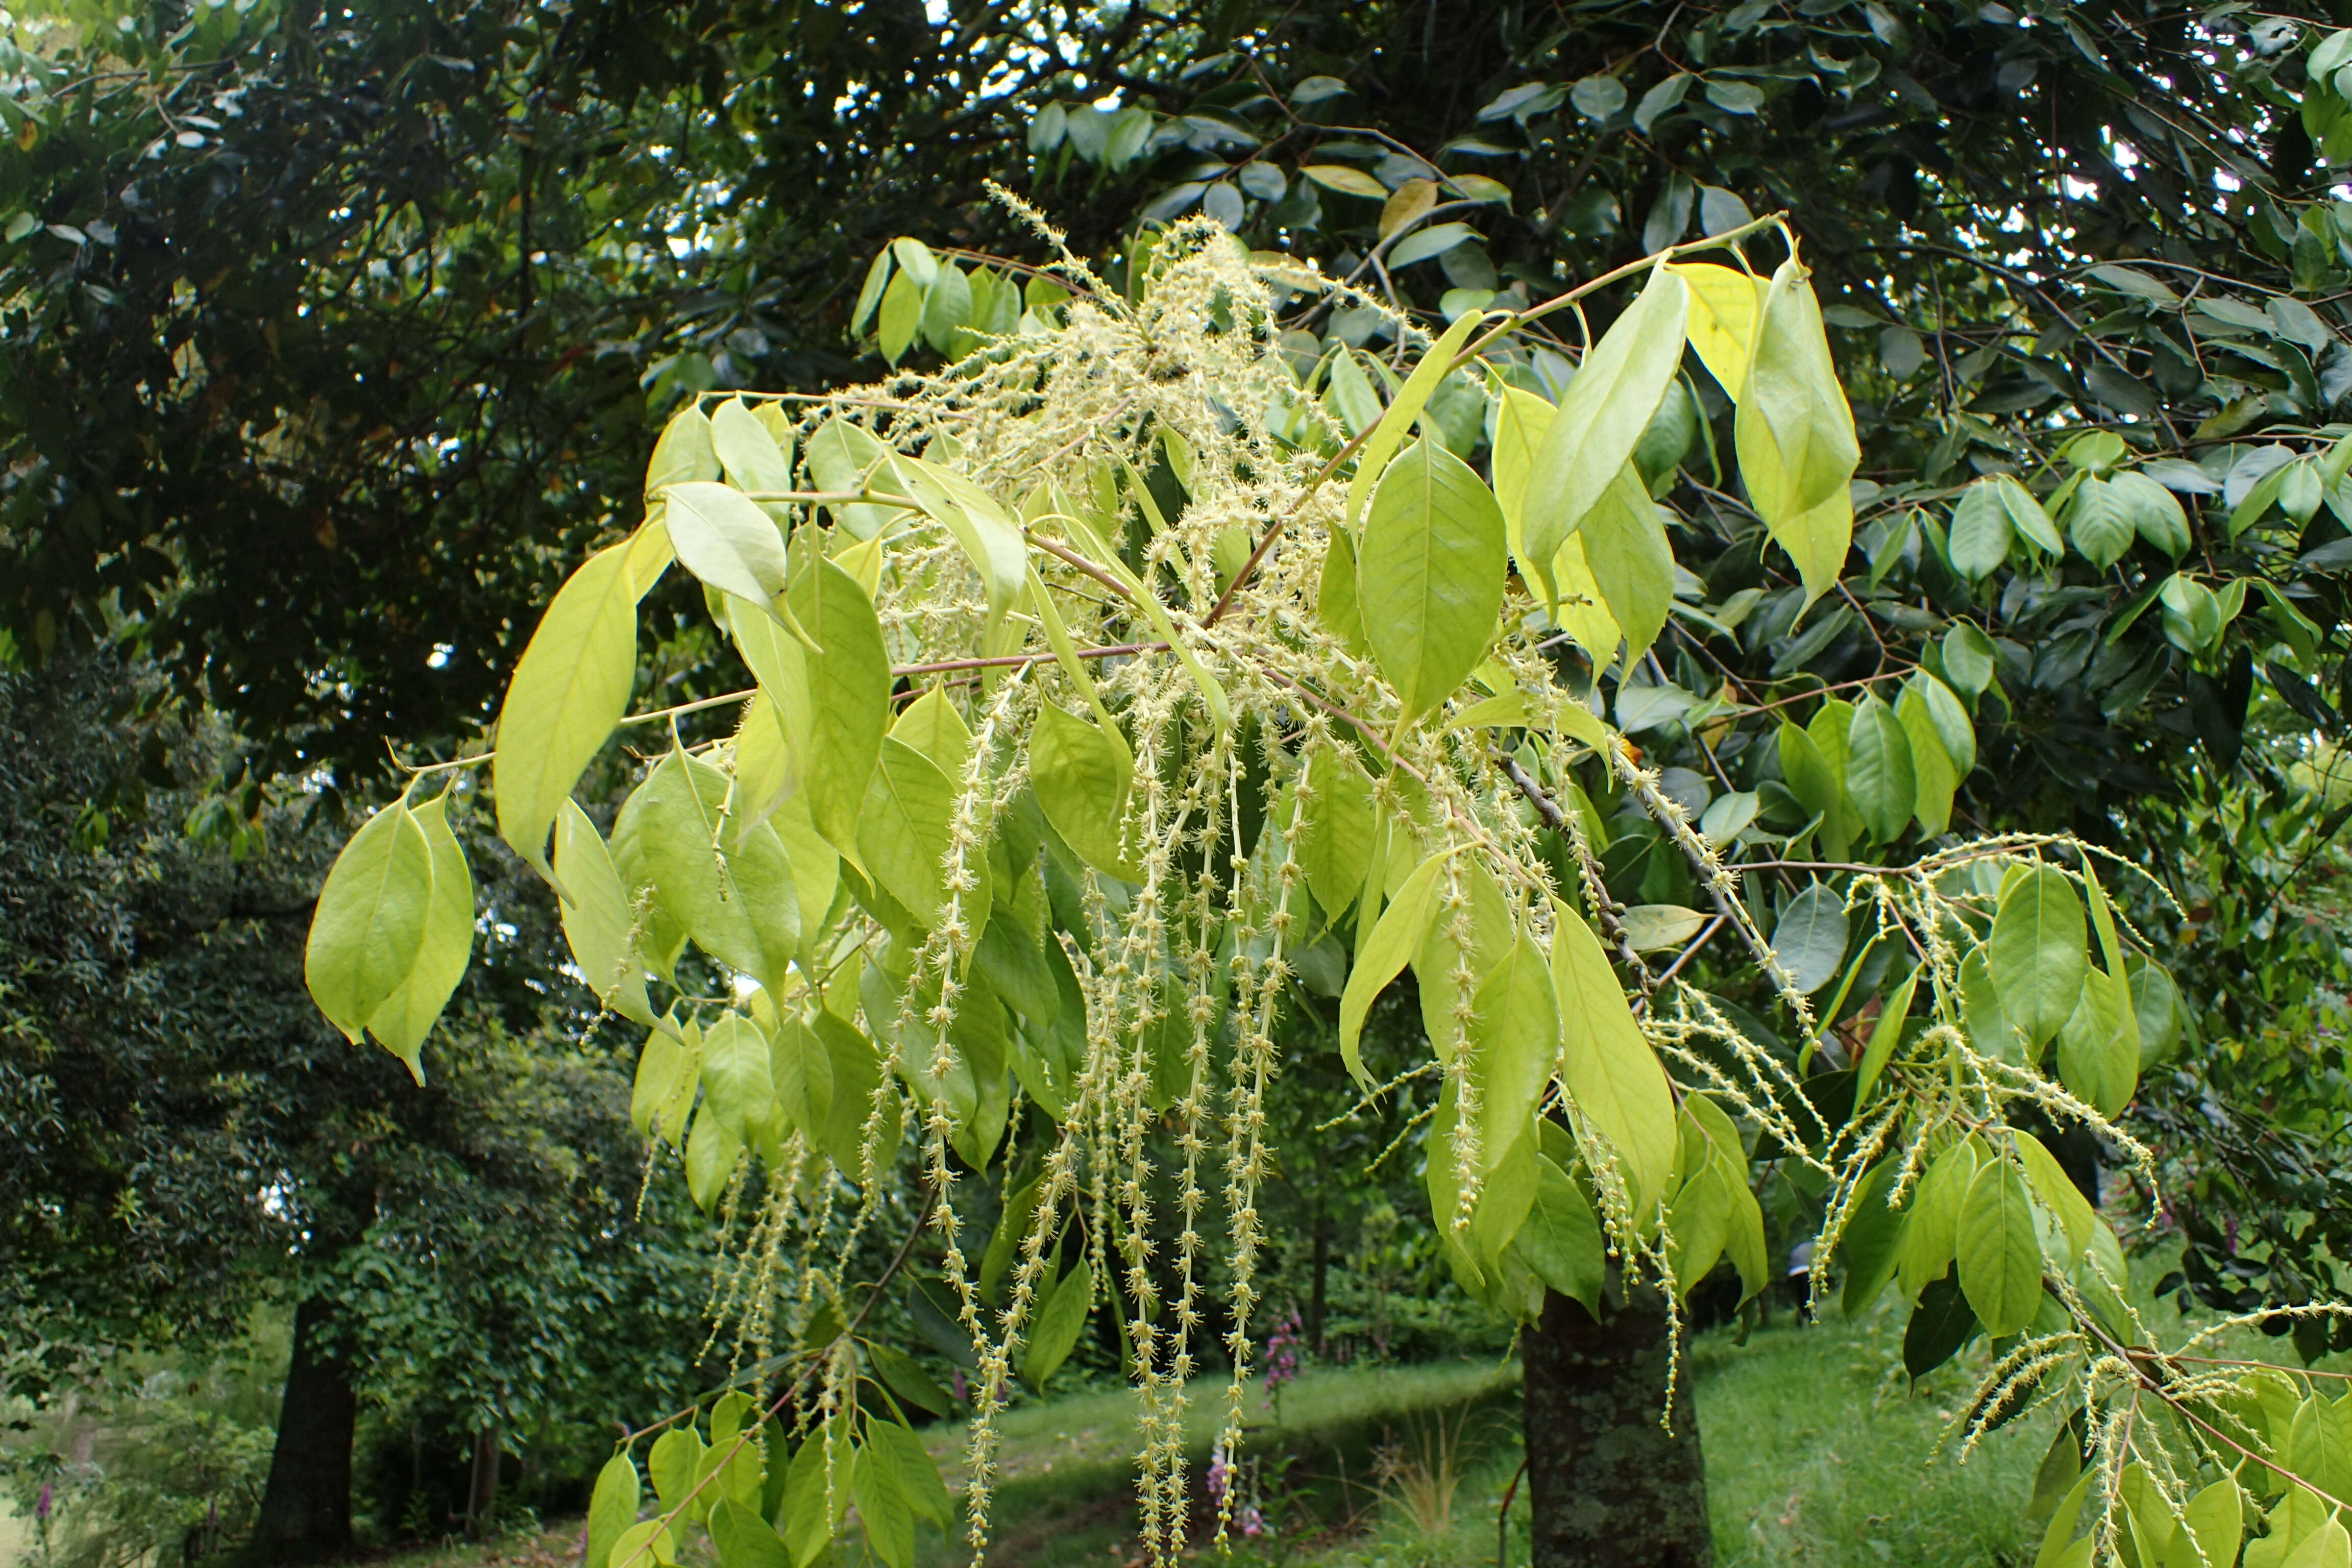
(1522, 1284), (1713, 1568)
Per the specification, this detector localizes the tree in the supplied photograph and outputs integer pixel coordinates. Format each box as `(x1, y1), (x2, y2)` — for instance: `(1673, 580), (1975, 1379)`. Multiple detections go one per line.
(27, 0), (2352, 1560)
(0, 657), (710, 1564)
(0, 0), (1221, 792)
(298, 147), (2352, 1562)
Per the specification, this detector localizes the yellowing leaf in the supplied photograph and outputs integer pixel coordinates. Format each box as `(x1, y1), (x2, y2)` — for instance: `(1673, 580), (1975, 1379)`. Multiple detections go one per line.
(1735, 258), (1859, 605)
(1302, 163), (1388, 199)
(1670, 261), (1767, 395)
(494, 541), (640, 877)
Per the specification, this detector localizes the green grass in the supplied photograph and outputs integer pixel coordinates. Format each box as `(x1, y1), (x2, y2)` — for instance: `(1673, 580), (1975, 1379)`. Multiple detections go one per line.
(1693, 1300), (2041, 1566)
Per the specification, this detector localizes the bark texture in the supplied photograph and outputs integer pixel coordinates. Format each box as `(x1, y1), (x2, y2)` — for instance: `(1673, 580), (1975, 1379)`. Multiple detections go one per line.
(247, 1295), (358, 1564)
(1523, 1285), (1713, 1568)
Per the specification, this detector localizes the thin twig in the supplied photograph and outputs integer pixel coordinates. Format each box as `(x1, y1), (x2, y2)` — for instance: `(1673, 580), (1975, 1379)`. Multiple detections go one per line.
(894, 641), (1165, 677)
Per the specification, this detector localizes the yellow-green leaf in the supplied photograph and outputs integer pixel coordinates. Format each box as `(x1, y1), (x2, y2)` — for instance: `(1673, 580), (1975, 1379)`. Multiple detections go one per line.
(1467, 934), (1561, 1171)
(1515, 1153), (1606, 1310)
(710, 396), (796, 497)
(877, 268), (923, 363)
(1522, 265), (1690, 598)
(1735, 258), (1858, 605)
(1344, 310), (1484, 527)
(685, 1099), (743, 1211)
(1358, 437), (1506, 725)
(615, 751), (801, 996)
(2012, 1129), (2095, 1267)
(1844, 693), (1915, 845)
(1956, 1158), (2043, 1337)
(586, 1456), (642, 1568)
(554, 799), (658, 1028)
(1989, 865), (2087, 1048)
(645, 404), (719, 496)
(1022, 1256), (1094, 1386)
(1338, 850), (1456, 1088)
(1550, 898), (1676, 1216)
(1030, 703), (1142, 880)
(361, 793), (474, 1080)
(892, 454), (1028, 634)
(630, 1025), (698, 1143)
(701, 1011), (776, 1144)
(665, 480), (792, 609)
(1317, 524), (1372, 657)
(305, 800), (436, 1045)
(1295, 741), (1378, 916)
(1302, 163), (1388, 199)
(494, 541), (640, 876)
(1852, 967), (1917, 1104)
(1578, 462), (1674, 660)
(788, 553), (891, 867)
(859, 734), (986, 930)
(1897, 687), (1958, 837)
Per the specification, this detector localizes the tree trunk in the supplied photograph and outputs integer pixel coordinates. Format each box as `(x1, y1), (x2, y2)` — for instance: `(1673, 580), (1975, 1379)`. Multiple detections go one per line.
(247, 1295), (359, 1564)
(465, 1423), (501, 1536)
(1523, 1285), (1712, 1568)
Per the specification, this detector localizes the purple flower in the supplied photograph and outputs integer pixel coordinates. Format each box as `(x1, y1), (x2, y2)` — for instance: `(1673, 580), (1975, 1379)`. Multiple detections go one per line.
(36, 1482), (52, 1522)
